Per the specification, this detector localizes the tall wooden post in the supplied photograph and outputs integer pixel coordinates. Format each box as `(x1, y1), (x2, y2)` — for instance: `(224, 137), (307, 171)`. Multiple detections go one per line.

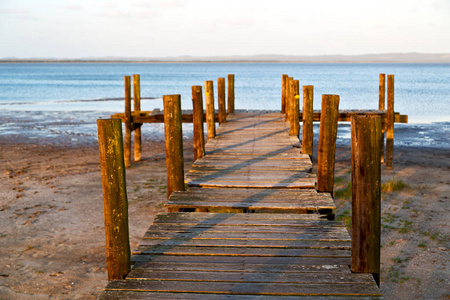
(218, 77), (226, 124)
(281, 74), (288, 113)
(192, 86), (205, 161)
(123, 76), (132, 168)
(133, 74), (142, 162)
(317, 95), (340, 194)
(285, 77), (293, 122)
(163, 95), (185, 199)
(205, 80), (216, 140)
(379, 74), (386, 163)
(289, 80), (300, 136)
(227, 74), (235, 114)
(351, 115), (381, 286)
(97, 119), (131, 281)
(386, 75), (394, 169)
(302, 85), (314, 155)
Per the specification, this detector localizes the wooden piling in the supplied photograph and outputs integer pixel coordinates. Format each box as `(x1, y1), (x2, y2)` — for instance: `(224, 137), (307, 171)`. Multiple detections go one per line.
(302, 85), (314, 155)
(133, 74), (142, 162)
(205, 81), (216, 140)
(227, 74), (235, 114)
(285, 77), (293, 122)
(97, 118), (131, 281)
(281, 74), (288, 113)
(379, 74), (385, 163)
(123, 76), (132, 168)
(351, 115), (381, 286)
(163, 95), (185, 199)
(289, 79), (300, 136)
(192, 86), (205, 161)
(317, 95), (340, 194)
(218, 78), (226, 124)
(386, 75), (394, 169)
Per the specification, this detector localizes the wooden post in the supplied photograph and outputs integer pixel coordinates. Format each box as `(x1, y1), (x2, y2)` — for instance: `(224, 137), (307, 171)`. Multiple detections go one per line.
(163, 95), (185, 199)
(351, 115), (381, 286)
(124, 76), (132, 168)
(192, 86), (205, 160)
(133, 74), (142, 162)
(205, 80), (216, 140)
(281, 74), (288, 113)
(285, 77), (293, 122)
(386, 75), (394, 169)
(302, 85), (314, 155)
(317, 95), (340, 194)
(289, 80), (300, 136)
(97, 119), (131, 281)
(227, 74), (235, 114)
(379, 74), (386, 163)
(218, 77), (226, 124)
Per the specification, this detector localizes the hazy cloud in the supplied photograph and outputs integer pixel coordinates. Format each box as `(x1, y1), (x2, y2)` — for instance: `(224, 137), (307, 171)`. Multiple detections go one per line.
(134, 0), (189, 8)
(60, 5), (84, 11)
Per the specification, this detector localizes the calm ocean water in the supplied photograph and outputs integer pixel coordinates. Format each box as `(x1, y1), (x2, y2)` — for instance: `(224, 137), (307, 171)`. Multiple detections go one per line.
(0, 63), (449, 147)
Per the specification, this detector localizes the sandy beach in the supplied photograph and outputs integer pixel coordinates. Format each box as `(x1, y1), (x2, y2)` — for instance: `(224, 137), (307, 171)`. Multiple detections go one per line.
(0, 126), (449, 299)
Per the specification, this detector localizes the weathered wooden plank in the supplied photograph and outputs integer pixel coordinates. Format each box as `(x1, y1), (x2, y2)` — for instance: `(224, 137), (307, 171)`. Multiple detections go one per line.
(187, 180), (316, 189)
(144, 225), (346, 234)
(153, 212), (335, 221)
(127, 269), (373, 283)
(130, 254), (352, 266)
(136, 239), (350, 249)
(104, 280), (382, 296)
(100, 290), (383, 300)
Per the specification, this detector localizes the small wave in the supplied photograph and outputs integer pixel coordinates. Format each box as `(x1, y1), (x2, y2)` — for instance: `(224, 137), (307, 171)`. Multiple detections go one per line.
(0, 97), (160, 106)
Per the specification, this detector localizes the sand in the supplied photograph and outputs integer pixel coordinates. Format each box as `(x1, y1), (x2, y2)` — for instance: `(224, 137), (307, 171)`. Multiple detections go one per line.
(0, 134), (448, 299)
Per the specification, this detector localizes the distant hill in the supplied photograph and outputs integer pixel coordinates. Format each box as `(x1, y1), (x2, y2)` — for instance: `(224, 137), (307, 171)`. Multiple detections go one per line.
(2, 53), (450, 63)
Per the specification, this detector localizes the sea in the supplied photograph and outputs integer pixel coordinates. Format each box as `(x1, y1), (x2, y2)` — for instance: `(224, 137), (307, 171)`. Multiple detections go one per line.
(0, 63), (449, 148)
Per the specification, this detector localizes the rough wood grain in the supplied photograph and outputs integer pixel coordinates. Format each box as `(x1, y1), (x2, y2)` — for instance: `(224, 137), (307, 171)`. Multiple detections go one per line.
(302, 85), (314, 155)
(192, 86), (205, 160)
(163, 95), (185, 198)
(205, 80), (216, 140)
(97, 119), (131, 280)
(351, 115), (381, 283)
(317, 95), (340, 194)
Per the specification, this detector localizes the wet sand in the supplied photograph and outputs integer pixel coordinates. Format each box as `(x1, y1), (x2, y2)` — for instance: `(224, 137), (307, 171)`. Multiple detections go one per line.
(0, 128), (449, 299)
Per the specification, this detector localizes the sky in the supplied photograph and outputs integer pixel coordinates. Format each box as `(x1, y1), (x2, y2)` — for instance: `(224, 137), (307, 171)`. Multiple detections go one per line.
(0, 0), (449, 58)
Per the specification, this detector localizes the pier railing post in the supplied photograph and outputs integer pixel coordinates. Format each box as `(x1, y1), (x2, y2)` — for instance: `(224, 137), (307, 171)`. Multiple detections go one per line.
(227, 74), (235, 114)
(97, 119), (131, 281)
(351, 115), (381, 286)
(289, 80), (300, 136)
(379, 74), (386, 163)
(285, 77), (293, 122)
(124, 76), (132, 168)
(386, 75), (394, 169)
(163, 95), (185, 199)
(133, 74), (142, 162)
(218, 77), (226, 124)
(205, 80), (216, 140)
(317, 95), (340, 194)
(281, 74), (288, 113)
(302, 85), (314, 155)
(192, 86), (205, 161)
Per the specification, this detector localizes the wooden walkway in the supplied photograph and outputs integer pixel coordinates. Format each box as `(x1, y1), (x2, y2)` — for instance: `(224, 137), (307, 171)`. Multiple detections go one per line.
(100, 112), (383, 299)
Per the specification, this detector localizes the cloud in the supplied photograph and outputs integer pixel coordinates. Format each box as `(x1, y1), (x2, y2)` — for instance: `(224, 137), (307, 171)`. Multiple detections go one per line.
(60, 5), (84, 11)
(0, 8), (31, 15)
(134, 0), (189, 8)
(0, 8), (39, 20)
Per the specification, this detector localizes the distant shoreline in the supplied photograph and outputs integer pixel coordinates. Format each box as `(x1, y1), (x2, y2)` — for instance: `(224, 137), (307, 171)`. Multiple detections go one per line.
(1, 53), (450, 64)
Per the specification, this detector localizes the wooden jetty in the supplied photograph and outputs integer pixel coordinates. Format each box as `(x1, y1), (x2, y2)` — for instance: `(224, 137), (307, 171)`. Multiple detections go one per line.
(96, 74), (391, 298)
(111, 73), (406, 170)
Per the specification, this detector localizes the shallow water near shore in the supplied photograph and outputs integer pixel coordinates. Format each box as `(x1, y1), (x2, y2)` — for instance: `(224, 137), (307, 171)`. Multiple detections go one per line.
(1, 62), (449, 147)
(0, 110), (448, 150)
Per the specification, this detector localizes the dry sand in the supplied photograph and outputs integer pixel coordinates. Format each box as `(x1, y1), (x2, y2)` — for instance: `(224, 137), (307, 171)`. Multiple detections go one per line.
(0, 134), (448, 299)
